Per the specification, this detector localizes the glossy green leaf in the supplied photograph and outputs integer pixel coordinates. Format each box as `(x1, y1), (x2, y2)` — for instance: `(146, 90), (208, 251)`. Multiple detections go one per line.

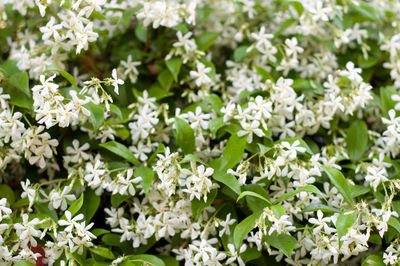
(46, 64), (77, 88)
(209, 134), (247, 172)
(0, 184), (15, 204)
(90, 246), (115, 259)
(213, 171), (241, 195)
(264, 233), (298, 258)
(273, 185), (324, 204)
(123, 254), (166, 266)
(158, 69), (174, 90)
(85, 102), (104, 131)
(322, 166), (354, 207)
(80, 189), (101, 222)
(237, 190), (271, 204)
(362, 254), (385, 266)
(388, 217), (400, 233)
(166, 58), (182, 82)
(174, 117), (195, 154)
(196, 31), (218, 51)
(134, 166), (154, 195)
(233, 212), (261, 249)
(9, 71), (30, 96)
(336, 212), (357, 248)
(346, 120), (368, 161)
(99, 141), (140, 165)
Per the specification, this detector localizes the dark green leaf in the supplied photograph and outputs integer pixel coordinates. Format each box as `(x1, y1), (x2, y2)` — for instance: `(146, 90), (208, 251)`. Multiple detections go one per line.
(322, 166), (354, 207)
(0, 184), (15, 204)
(237, 191), (271, 204)
(273, 185), (325, 204)
(209, 134), (247, 172)
(336, 212), (357, 248)
(123, 254), (166, 266)
(46, 64), (77, 88)
(196, 32), (218, 51)
(346, 120), (368, 161)
(166, 58), (182, 82)
(388, 217), (400, 233)
(174, 117), (195, 154)
(90, 246), (115, 259)
(99, 141), (140, 165)
(9, 71), (30, 96)
(362, 254), (385, 266)
(191, 189), (217, 220)
(213, 171), (241, 195)
(158, 69), (174, 90)
(233, 212), (261, 249)
(80, 189), (101, 222)
(264, 233), (297, 258)
(134, 166), (154, 195)
(85, 102), (104, 131)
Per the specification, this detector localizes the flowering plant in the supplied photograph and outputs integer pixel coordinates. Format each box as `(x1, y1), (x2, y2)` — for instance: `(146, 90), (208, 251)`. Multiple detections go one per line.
(1, 0), (400, 265)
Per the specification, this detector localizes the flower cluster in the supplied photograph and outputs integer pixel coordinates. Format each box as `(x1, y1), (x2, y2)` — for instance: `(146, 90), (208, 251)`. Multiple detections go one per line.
(2, 0), (400, 265)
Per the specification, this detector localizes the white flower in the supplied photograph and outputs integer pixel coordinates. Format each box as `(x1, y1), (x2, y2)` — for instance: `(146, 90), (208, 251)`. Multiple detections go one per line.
(190, 62), (212, 87)
(14, 214), (42, 247)
(110, 69), (124, 95)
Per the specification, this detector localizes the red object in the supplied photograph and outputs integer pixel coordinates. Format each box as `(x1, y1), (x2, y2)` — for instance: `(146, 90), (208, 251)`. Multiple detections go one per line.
(29, 244), (47, 266)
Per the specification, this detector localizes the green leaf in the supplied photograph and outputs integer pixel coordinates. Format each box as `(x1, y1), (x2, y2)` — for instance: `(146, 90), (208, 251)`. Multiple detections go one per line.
(350, 3), (381, 22)
(237, 191), (271, 204)
(90, 246), (115, 260)
(111, 194), (130, 207)
(362, 254), (385, 266)
(233, 212), (261, 249)
(174, 117), (195, 154)
(274, 18), (296, 37)
(346, 120), (368, 161)
(14, 262), (35, 266)
(273, 185), (325, 204)
(80, 189), (101, 222)
(302, 203), (341, 213)
(66, 192), (84, 217)
(264, 233), (297, 258)
(388, 217), (400, 233)
(209, 117), (224, 137)
(351, 184), (370, 198)
(135, 24), (147, 42)
(257, 143), (271, 156)
(5, 87), (33, 110)
(123, 254), (166, 266)
(209, 134), (247, 172)
(158, 69), (174, 90)
(134, 166), (154, 195)
(85, 102), (105, 131)
(109, 103), (124, 120)
(0, 184), (15, 204)
(234, 45), (250, 62)
(322, 166), (354, 207)
(99, 141), (140, 165)
(181, 154), (205, 165)
(336, 212), (357, 248)
(159, 256), (179, 266)
(204, 94), (223, 114)
(45, 64), (77, 88)
(191, 189), (217, 220)
(196, 32), (218, 51)
(165, 58), (182, 82)
(213, 171), (241, 195)
(9, 71), (30, 96)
